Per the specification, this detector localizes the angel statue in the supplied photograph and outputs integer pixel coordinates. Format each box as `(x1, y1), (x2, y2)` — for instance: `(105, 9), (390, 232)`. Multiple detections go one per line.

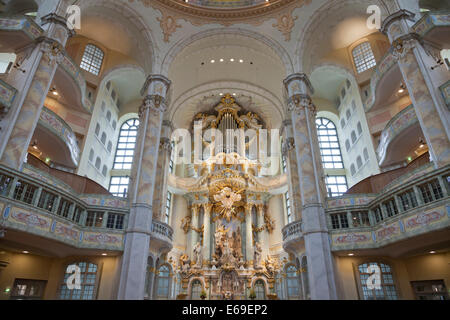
(179, 254), (190, 274)
(214, 187), (242, 221)
(193, 242), (203, 269)
(254, 242), (263, 269)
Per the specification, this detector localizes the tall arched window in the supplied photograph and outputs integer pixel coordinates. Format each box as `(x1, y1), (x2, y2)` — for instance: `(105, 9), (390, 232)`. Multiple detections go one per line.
(254, 280), (266, 300)
(113, 118), (139, 170)
(316, 118), (344, 169)
(191, 280), (203, 300)
(155, 265), (170, 299)
(352, 42), (377, 74)
(358, 262), (398, 300)
(286, 265), (300, 299)
(59, 262), (98, 300)
(80, 44), (104, 76)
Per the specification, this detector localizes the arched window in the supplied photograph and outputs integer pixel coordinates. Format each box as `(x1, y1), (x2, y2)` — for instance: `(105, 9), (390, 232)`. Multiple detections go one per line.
(106, 111), (111, 122)
(155, 265), (170, 299)
(285, 191), (292, 223)
(109, 176), (130, 197)
(88, 149), (94, 162)
(113, 118), (139, 170)
(352, 42), (377, 74)
(351, 131), (357, 144)
(363, 148), (369, 161)
(165, 192), (172, 224)
(95, 123), (100, 136)
(107, 141), (112, 153)
(350, 164), (356, 176)
(95, 157), (101, 170)
(357, 122), (363, 136)
(100, 132), (106, 145)
(357, 156), (363, 169)
(316, 118), (344, 169)
(345, 139), (351, 152)
(112, 120), (117, 130)
(358, 262), (398, 300)
(286, 265), (300, 299)
(80, 44), (104, 76)
(326, 176), (348, 197)
(191, 280), (203, 300)
(59, 262), (98, 300)
(340, 118), (346, 129)
(346, 110), (351, 120)
(254, 280), (266, 300)
(102, 165), (107, 176)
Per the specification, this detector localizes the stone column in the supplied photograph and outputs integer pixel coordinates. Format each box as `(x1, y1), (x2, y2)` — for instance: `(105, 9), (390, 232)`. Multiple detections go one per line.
(282, 121), (302, 222)
(202, 203), (213, 262)
(244, 203), (254, 264)
(381, 10), (450, 168)
(190, 204), (200, 252)
(0, 7), (74, 170)
(117, 75), (171, 300)
(284, 73), (337, 300)
(152, 122), (173, 223)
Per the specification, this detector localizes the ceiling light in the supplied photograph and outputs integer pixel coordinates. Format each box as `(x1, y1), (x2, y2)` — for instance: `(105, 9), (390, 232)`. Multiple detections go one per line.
(398, 88), (404, 93)
(52, 91), (58, 96)
(239, 59), (244, 63)
(102, 253), (107, 256)
(210, 60), (215, 63)
(348, 253), (354, 256)
(430, 251), (436, 254)
(230, 58), (234, 62)
(219, 93), (223, 96)
(233, 93), (236, 96)
(220, 59), (224, 62)
(23, 251), (29, 254)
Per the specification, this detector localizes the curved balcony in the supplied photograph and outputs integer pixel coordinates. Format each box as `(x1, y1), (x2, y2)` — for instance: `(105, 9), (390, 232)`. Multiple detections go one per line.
(33, 107), (80, 168)
(413, 12), (450, 47)
(282, 220), (303, 253)
(0, 164), (129, 254)
(327, 165), (450, 253)
(376, 104), (421, 167)
(0, 15), (43, 51)
(53, 51), (93, 114)
(0, 78), (17, 117)
(150, 220), (173, 254)
(364, 49), (402, 112)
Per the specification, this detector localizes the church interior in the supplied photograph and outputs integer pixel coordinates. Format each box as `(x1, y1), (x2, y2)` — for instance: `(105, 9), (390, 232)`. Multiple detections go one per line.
(0, 0), (449, 300)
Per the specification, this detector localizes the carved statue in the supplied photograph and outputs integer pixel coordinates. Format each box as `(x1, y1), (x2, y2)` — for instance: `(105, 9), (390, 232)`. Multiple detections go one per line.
(254, 242), (262, 269)
(193, 242), (203, 269)
(265, 255), (275, 274)
(181, 216), (191, 234)
(214, 187), (242, 221)
(179, 254), (190, 274)
(232, 227), (242, 258)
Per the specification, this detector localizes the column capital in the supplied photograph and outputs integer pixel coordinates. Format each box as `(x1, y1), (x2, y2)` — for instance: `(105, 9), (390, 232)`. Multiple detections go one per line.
(139, 95), (167, 117)
(203, 203), (213, 215)
(40, 13), (76, 38)
(140, 74), (171, 98)
(36, 36), (65, 66)
(282, 137), (295, 157)
(159, 137), (172, 152)
(283, 73), (314, 97)
(287, 94), (317, 115)
(244, 203), (254, 215)
(390, 33), (424, 62)
(380, 9), (415, 36)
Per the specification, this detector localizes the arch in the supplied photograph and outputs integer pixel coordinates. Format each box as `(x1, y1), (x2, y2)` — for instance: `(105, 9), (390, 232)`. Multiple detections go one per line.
(154, 264), (172, 300)
(252, 278), (267, 300)
(160, 28), (293, 76)
(73, 0), (156, 73)
(168, 80), (284, 130)
(295, 0), (391, 73)
(189, 278), (205, 300)
(113, 118), (139, 170)
(285, 264), (301, 300)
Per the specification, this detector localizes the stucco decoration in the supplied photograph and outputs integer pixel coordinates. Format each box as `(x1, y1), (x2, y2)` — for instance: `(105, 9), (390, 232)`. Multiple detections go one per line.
(272, 12), (298, 41)
(157, 11), (182, 42)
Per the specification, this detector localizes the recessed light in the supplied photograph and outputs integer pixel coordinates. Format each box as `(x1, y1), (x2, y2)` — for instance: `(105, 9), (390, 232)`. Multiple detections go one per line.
(102, 253), (107, 256)
(398, 89), (404, 93)
(52, 91), (58, 96)
(219, 93), (223, 96)
(430, 251), (436, 254)
(210, 60), (215, 63)
(220, 59), (224, 62)
(348, 253), (354, 256)
(230, 58), (234, 62)
(23, 251), (29, 254)
(239, 59), (244, 63)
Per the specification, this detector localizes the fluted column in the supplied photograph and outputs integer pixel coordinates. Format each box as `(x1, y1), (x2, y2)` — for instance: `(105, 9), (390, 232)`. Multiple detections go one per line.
(118, 75), (171, 300)
(381, 10), (450, 168)
(244, 203), (254, 264)
(0, 4), (74, 169)
(202, 203), (213, 262)
(282, 121), (302, 222)
(152, 121), (173, 222)
(190, 204), (200, 253)
(284, 73), (337, 300)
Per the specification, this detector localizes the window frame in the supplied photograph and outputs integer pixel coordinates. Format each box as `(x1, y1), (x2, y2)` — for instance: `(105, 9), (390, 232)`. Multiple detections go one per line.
(59, 261), (102, 300)
(316, 117), (345, 170)
(80, 44), (104, 76)
(352, 41), (377, 74)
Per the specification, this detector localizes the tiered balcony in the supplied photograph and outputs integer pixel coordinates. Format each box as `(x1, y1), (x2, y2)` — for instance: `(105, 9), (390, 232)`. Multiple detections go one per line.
(0, 15), (43, 51)
(33, 107), (80, 168)
(376, 104), (421, 167)
(327, 164), (450, 253)
(150, 220), (174, 254)
(412, 12), (450, 47)
(282, 220), (303, 253)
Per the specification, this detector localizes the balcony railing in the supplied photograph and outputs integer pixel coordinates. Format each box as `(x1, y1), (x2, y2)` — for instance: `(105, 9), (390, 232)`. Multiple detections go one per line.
(151, 220), (173, 242)
(327, 165), (450, 250)
(0, 164), (128, 250)
(412, 12), (450, 38)
(282, 220), (302, 241)
(0, 15), (43, 41)
(376, 104), (418, 166)
(38, 107), (80, 167)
